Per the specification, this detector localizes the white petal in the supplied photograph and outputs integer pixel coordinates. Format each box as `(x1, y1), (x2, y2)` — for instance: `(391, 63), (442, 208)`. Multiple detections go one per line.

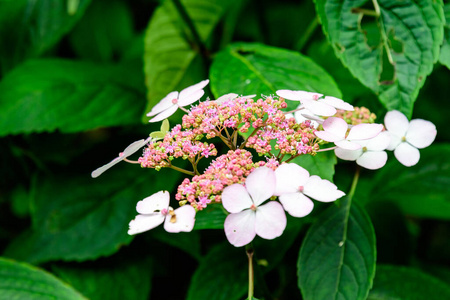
(222, 184), (253, 213)
(322, 117), (348, 138)
(122, 139), (148, 157)
(245, 167), (276, 206)
(302, 99), (336, 116)
(365, 131), (391, 151)
(148, 105), (178, 123)
(314, 130), (343, 143)
(335, 148), (362, 161)
(384, 110), (409, 137)
(276, 90), (302, 101)
(146, 91), (178, 116)
(127, 214), (165, 235)
(278, 193), (314, 218)
(405, 119), (437, 149)
(335, 139), (362, 150)
(178, 79), (209, 101)
(356, 151), (388, 170)
(224, 210), (256, 247)
(303, 176), (345, 202)
(320, 96), (354, 111)
(136, 191), (170, 214)
(394, 143), (420, 167)
(255, 201), (287, 239)
(347, 123), (383, 141)
(215, 93), (239, 104)
(274, 163), (309, 196)
(91, 156), (124, 178)
(178, 90), (205, 107)
(387, 132), (402, 151)
(164, 205), (196, 233)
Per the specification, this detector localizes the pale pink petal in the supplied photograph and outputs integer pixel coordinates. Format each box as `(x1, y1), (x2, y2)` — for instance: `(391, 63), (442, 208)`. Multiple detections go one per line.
(127, 214), (165, 235)
(148, 105), (178, 123)
(178, 79), (209, 100)
(224, 210), (256, 247)
(387, 132), (402, 151)
(356, 151), (387, 170)
(302, 99), (336, 116)
(222, 184), (253, 213)
(278, 193), (314, 218)
(146, 91), (178, 116)
(405, 119), (437, 149)
(294, 108), (321, 128)
(136, 191), (170, 214)
(91, 156), (124, 178)
(122, 139), (148, 157)
(276, 90), (304, 101)
(347, 123), (383, 140)
(320, 96), (354, 111)
(335, 148), (362, 161)
(365, 131), (391, 151)
(303, 176), (345, 202)
(314, 130), (343, 143)
(215, 93), (239, 104)
(384, 110), (409, 137)
(274, 163), (309, 196)
(178, 90), (205, 106)
(394, 143), (420, 167)
(163, 205), (196, 233)
(255, 201), (287, 239)
(322, 117), (348, 138)
(335, 139), (362, 150)
(245, 167), (276, 206)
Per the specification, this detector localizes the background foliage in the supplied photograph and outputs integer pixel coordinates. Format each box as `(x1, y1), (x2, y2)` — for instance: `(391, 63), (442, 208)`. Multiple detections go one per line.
(0, 0), (449, 299)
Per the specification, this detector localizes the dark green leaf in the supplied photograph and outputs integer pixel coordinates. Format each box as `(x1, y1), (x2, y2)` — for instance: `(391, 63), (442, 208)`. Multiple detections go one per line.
(0, 0), (91, 73)
(439, 4), (450, 69)
(193, 203), (227, 230)
(315, 0), (445, 117)
(368, 265), (450, 300)
(298, 198), (376, 300)
(0, 59), (146, 136)
(0, 257), (85, 300)
(150, 229), (202, 260)
(291, 151), (337, 182)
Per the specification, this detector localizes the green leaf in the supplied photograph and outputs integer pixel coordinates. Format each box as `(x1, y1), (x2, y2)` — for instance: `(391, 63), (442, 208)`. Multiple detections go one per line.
(439, 4), (450, 69)
(210, 43), (342, 102)
(0, 59), (146, 136)
(291, 151), (337, 182)
(298, 198), (376, 300)
(150, 229), (202, 260)
(143, 0), (233, 116)
(367, 144), (450, 219)
(4, 166), (183, 264)
(193, 203), (227, 230)
(368, 265), (450, 300)
(0, 0), (91, 73)
(315, 0), (445, 117)
(150, 119), (170, 140)
(0, 257), (86, 300)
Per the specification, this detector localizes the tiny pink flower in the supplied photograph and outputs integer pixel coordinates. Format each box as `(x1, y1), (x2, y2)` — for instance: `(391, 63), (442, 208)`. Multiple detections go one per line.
(147, 80), (209, 123)
(128, 191), (196, 234)
(222, 167), (287, 247)
(274, 163), (345, 217)
(334, 131), (391, 170)
(315, 117), (383, 150)
(384, 110), (437, 167)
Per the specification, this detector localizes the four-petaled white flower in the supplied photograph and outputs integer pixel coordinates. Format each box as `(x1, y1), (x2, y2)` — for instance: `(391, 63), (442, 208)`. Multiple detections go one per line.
(276, 89), (354, 116)
(147, 79), (209, 123)
(334, 131), (391, 170)
(384, 110), (437, 167)
(222, 167), (287, 247)
(274, 163), (345, 217)
(315, 117), (383, 150)
(91, 138), (150, 178)
(128, 191), (196, 235)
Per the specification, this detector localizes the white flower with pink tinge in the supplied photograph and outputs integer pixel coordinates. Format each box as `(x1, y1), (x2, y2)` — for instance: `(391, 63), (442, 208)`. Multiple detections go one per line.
(334, 131), (391, 170)
(315, 117), (383, 150)
(276, 89), (354, 116)
(384, 110), (437, 167)
(222, 167), (287, 247)
(128, 191), (196, 235)
(274, 163), (345, 218)
(147, 80), (209, 123)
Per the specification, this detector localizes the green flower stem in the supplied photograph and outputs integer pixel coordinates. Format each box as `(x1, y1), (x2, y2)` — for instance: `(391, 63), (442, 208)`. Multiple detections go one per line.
(348, 165), (361, 201)
(294, 16), (319, 52)
(246, 243), (255, 299)
(168, 164), (195, 176)
(372, 0), (394, 65)
(350, 7), (379, 17)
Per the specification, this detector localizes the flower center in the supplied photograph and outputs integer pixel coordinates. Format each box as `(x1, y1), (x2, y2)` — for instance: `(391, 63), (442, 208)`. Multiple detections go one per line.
(362, 146), (367, 152)
(172, 98), (178, 104)
(298, 186), (304, 192)
(312, 94), (320, 101)
(401, 136), (406, 142)
(250, 203), (257, 211)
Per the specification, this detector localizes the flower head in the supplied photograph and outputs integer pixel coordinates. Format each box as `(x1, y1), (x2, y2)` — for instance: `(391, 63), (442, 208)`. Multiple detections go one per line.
(384, 110), (437, 167)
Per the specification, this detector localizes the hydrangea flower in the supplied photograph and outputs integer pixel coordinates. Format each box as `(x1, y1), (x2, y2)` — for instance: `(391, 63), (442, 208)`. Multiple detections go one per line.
(334, 131), (391, 170)
(315, 117), (383, 150)
(222, 167), (286, 247)
(91, 138), (150, 178)
(276, 89), (354, 116)
(274, 163), (345, 217)
(128, 191), (196, 234)
(147, 79), (209, 123)
(384, 110), (437, 167)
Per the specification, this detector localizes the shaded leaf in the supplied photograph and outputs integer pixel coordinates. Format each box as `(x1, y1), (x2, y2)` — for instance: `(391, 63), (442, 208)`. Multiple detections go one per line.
(439, 4), (450, 69)
(193, 203), (227, 230)
(291, 151), (337, 182)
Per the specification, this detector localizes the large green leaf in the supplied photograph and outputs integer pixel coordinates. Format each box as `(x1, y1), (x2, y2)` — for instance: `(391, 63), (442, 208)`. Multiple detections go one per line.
(0, 59), (146, 136)
(368, 265), (450, 300)
(291, 151), (337, 182)
(144, 0), (233, 116)
(439, 4), (450, 69)
(298, 198), (376, 300)
(0, 0), (91, 74)
(0, 257), (85, 300)
(3, 166), (183, 264)
(315, 0), (445, 117)
(366, 144), (450, 219)
(193, 203), (227, 230)
(210, 43), (342, 101)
